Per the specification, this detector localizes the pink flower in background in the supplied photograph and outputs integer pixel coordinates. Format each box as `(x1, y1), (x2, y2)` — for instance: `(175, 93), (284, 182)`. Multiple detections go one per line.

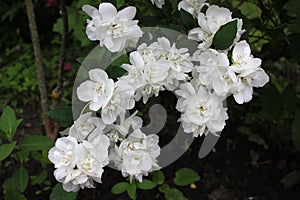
(64, 63), (72, 72)
(45, 0), (58, 8)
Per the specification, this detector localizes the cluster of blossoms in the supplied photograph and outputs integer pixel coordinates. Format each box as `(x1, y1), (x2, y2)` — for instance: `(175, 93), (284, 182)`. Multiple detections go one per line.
(49, 0), (269, 192)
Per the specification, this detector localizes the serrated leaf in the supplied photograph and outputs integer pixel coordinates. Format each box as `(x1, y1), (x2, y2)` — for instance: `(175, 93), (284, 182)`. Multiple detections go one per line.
(213, 20), (238, 50)
(174, 168), (200, 186)
(18, 135), (54, 152)
(50, 183), (78, 200)
(3, 167), (29, 193)
(111, 182), (129, 195)
(152, 170), (165, 185)
(137, 179), (156, 190)
(0, 141), (16, 161)
(281, 170), (300, 188)
(0, 106), (22, 141)
(127, 181), (137, 200)
(46, 106), (73, 127)
(4, 189), (26, 200)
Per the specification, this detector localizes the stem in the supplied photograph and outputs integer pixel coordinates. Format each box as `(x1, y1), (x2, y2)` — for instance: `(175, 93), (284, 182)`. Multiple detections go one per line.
(80, 103), (91, 116)
(51, 0), (69, 139)
(25, 0), (53, 139)
(54, 0), (68, 101)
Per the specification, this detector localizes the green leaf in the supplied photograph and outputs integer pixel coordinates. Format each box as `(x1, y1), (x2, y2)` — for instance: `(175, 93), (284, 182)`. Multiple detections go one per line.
(53, 19), (63, 33)
(50, 183), (78, 200)
(30, 170), (48, 185)
(46, 106), (73, 127)
(159, 184), (187, 200)
(174, 168), (200, 186)
(248, 134), (268, 149)
(137, 179), (156, 190)
(281, 170), (300, 188)
(0, 106), (22, 141)
(127, 181), (137, 200)
(0, 141), (16, 161)
(116, 0), (125, 9)
(284, 0), (300, 17)
(18, 135), (54, 152)
(152, 170), (165, 185)
(180, 9), (196, 29)
(3, 167), (29, 193)
(292, 109), (300, 151)
(165, 188), (188, 200)
(238, 2), (262, 19)
(111, 182), (129, 195)
(213, 20), (238, 50)
(4, 189), (26, 200)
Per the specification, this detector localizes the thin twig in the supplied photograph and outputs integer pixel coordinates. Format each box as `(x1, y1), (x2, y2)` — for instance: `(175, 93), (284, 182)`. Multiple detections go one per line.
(51, 0), (69, 138)
(25, 0), (53, 139)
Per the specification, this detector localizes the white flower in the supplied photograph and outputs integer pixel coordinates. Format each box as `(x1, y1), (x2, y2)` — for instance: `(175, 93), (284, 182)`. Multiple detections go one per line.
(49, 134), (110, 192)
(232, 68), (269, 104)
(230, 40), (262, 72)
(151, 0), (165, 8)
(75, 134), (110, 182)
(228, 40), (269, 104)
(148, 37), (194, 90)
(101, 80), (135, 124)
(82, 3), (143, 52)
(175, 83), (228, 137)
(106, 111), (143, 143)
(48, 136), (78, 169)
(188, 5), (244, 50)
(77, 68), (114, 111)
(193, 49), (235, 96)
(121, 51), (169, 103)
(110, 130), (160, 182)
(69, 112), (106, 142)
(178, 0), (208, 18)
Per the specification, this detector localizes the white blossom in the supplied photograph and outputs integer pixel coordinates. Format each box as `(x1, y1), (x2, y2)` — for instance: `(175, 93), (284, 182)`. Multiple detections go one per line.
(49, 134), (110, 192)
(229, 41), (269, 104)
(82, 3), (143, 52)
(148, 37), (194, 90)
(175, 82), (228, 137)
(193, 49), (235, 97)
(77, 68), (114, 111)
(105, 111), (143, 143)
(151, 0), (165, 8)
(101, 80), (135, 124)
(178, 0), (208, 18)
(121, 51), (169, 103)
(110, 130), (160, 182)
(188, 5), (244, 50)
(69, 112), (106, 142)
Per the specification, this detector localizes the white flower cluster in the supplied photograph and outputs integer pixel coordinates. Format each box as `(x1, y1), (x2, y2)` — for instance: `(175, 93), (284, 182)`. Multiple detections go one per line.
(49, 111), (160, 191)
(49, 1), (270, 192)
(82, 3), (142, 52)
(120, 37), (193, 103)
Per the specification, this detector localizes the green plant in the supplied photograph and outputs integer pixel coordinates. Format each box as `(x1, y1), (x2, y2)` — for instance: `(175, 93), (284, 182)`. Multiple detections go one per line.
(111, 168), (200, 200)
(0, 106), (60, 199)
